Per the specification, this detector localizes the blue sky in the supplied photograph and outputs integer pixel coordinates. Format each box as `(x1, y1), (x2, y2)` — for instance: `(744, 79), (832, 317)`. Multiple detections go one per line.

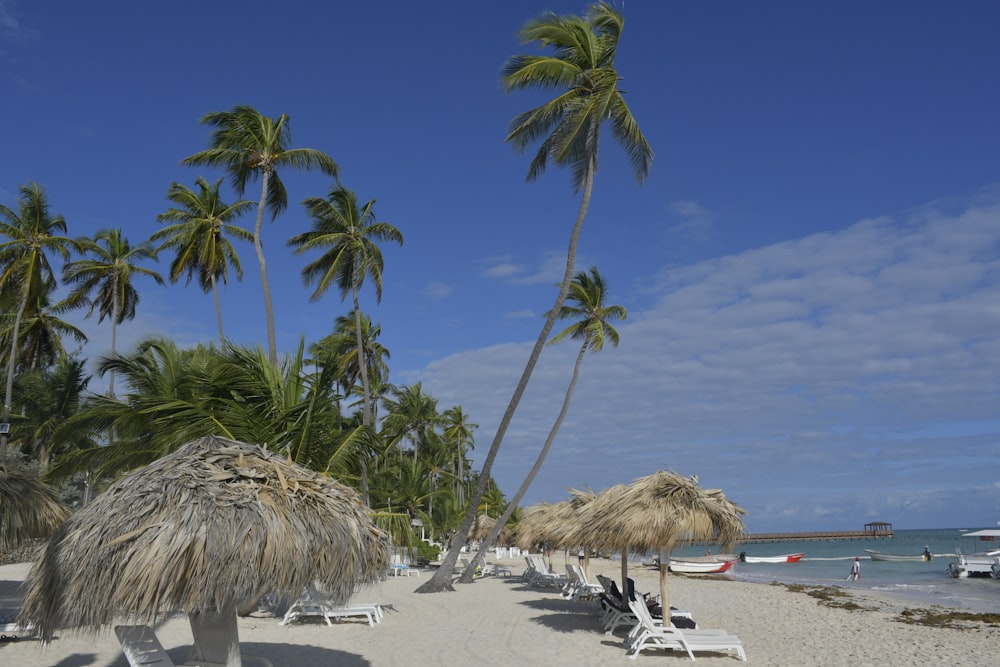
(3, 0), (999, 531)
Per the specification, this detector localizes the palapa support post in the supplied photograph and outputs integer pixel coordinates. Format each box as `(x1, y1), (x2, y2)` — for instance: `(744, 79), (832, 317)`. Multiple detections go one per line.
(188, 607), (242, 667)
(658, 547), (670, 614)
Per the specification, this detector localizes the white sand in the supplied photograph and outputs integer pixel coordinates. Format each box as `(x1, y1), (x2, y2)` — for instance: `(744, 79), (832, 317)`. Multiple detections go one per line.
(1, 556), (997, 666)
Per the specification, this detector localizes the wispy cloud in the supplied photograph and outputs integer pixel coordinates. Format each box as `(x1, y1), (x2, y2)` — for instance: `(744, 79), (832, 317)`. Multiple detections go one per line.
(0, 1), (39, 45)
(668, 200), (716, 241)
(423, 281), (452, 300)
(420, 193), (1000, 530)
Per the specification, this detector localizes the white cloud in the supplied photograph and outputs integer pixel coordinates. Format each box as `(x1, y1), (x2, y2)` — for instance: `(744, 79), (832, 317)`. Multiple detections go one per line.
(419, 194), (1000, 531)
(668, 199), (715, 240)
(423, 281), (452, 300)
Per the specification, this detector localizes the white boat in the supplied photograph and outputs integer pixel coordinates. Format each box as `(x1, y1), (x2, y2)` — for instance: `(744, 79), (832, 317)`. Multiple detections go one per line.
(864, 549), (932, 562)
(949, 529), (1000, 578)
(668, 555), (738, 574)
(739, 552), (804, 564)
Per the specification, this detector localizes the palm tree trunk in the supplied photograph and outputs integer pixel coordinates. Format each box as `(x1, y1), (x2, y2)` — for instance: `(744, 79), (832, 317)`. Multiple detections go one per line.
(211, 273), (225, 343)
(352, 281), (372, 505)
(415, 171), (595, 594)
(461, 340), (588, 583)
(255, 169), (279, 365)
(1, 288), (29, 456)
(109, 278), (119, 398)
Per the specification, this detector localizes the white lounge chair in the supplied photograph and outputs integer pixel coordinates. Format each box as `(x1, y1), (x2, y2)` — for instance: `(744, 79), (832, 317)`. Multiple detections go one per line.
(115, 624), (274, 667)
(390, 552), (420, 577)
(280, 585), (383, 627)
(563, 563), (603, 601)
(626, 599), (746, 661)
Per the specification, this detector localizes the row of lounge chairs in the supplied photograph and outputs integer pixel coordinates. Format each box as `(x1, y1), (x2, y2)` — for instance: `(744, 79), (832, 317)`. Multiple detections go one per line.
(521, 556), (746, 662)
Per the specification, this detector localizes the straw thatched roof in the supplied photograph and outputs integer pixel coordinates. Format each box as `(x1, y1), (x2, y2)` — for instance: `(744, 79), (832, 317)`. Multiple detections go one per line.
(21, 436), (389, 641)
(0, 462), (70, 549)
(467, 513), (498, 542)
(589, 471), (746, 553)
(510, 500), (575, 550)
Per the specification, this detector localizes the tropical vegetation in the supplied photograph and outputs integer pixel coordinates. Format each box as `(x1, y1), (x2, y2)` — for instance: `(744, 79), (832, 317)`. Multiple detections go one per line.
(0, 2), (650, 577)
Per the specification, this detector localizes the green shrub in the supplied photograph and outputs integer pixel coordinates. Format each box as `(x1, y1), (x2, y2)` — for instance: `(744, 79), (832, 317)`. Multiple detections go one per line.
(417, 541), (441, 564)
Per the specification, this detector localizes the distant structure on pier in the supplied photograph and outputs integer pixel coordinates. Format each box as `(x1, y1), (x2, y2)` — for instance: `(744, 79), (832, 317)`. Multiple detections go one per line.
(741, 522), (894, 543)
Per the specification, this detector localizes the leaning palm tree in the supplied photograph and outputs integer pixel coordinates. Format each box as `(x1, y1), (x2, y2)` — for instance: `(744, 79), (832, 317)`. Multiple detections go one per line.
(420, 2), (651, 593)
(289, 185), (403, 433)
(152, 176), (254, 342)
(461, 266), (624, 582)
(62, 228), (164, 397)
(182, 105), (339, 364)
(0, 182), (75, 456)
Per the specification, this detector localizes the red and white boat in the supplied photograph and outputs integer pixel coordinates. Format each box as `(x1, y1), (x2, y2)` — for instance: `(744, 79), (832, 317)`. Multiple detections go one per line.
(668, 555), (738, 574)
(740, 552), (804, 564)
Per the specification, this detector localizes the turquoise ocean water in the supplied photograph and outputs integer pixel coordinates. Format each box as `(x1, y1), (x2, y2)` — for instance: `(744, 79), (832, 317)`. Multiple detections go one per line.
(660, 528), (1000, 613)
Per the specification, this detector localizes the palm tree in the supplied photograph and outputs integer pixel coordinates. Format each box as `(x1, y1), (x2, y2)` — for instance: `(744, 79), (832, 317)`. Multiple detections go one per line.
(62, 229), (164, 397)
(1, 291), (87, 374)
(0, 182), (75, 456)
(182, 105), (339, 364)
(152, 177), (254, 342)
(441, 406), (477, 506)
(380, 383), (440, 468)
(289, 185), (403, 434)
(419, 1), (651, 593)
(15, 355), (93, 468)
(461, 266), (624, 582)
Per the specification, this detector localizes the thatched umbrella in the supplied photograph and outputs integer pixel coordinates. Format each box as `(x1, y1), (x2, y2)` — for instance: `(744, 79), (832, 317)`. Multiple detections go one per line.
(467, 513), (498, 542)
(511, 500), (577, 570)
(582, 471), (745, 613)
(560, 483), (630, 591)
(20, 436), (389, 666)
(0, 462), (70, 549)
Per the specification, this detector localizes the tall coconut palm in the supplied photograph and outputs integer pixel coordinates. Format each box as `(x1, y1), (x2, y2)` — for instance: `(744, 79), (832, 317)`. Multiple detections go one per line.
(461, 266), (624, 582)
(289, 185), (403, 433)
(182, 105), (339, 364)
(0, 182), (75, 456)
(380, 382), (440, 468)
(152, 177), (254, 342)
(420, 1), (651, 593)
(441, 406), (477, 506)
(62, 229), (164, 397)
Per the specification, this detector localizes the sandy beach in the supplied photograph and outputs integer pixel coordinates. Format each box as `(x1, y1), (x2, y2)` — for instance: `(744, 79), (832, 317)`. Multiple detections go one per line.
(2, 554), (997, 667)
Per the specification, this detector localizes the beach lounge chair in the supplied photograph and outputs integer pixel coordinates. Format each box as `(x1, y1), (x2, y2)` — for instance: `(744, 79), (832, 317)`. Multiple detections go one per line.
(524, 554), (569, 588)
(116, 625), (177, 667)
(626, 599), (746, 661)
(280, 585), (384, 627)
(390, 552), (419, 577)
(115, 624), (275, 667)
(564, 563), (603, 601)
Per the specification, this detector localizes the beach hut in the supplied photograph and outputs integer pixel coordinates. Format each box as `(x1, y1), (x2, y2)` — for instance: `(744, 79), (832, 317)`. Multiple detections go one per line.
(0, 461), (69, 549)
(579, 471), (745, 613)
(20, 435), (389, 666)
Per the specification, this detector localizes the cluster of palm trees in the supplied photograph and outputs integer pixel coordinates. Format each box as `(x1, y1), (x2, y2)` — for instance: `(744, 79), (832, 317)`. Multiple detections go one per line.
(2, 2), (651, 591)
(0, 103), (497, 545)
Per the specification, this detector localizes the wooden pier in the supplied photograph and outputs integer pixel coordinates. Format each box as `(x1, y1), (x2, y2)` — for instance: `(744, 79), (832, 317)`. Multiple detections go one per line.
(740, 522), (894, 544)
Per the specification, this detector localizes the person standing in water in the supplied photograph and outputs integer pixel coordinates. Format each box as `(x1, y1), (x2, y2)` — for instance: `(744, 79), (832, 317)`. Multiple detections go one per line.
(849, 556), (861, 581)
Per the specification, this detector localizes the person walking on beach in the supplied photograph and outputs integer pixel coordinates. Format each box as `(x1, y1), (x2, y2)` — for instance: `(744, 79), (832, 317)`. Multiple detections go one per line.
(849, 557), (861, 581)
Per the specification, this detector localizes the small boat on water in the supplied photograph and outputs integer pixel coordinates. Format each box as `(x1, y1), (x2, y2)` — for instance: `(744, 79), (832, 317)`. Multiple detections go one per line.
(739, 552), (804, 564)
(864, 549), (932, 562)
(669, 555), (738, 574)
(948, 528), (1000, 578)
